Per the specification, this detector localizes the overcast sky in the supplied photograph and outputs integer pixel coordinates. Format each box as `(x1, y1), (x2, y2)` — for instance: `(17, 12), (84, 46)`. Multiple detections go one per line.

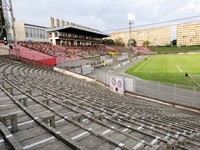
(12, 0), (200, 36)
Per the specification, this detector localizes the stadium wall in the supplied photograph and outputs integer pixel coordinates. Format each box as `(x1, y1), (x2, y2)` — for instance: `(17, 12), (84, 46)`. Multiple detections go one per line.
(0, 45), (9, 55)
(9, 45), (57, 65)
(53, 67), (95, 82)
(95, 70), (200, 110)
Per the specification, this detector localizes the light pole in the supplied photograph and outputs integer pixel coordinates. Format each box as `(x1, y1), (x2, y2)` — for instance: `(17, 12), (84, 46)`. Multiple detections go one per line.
(9, 0), (18, 59)
(128, 13), (135, 46)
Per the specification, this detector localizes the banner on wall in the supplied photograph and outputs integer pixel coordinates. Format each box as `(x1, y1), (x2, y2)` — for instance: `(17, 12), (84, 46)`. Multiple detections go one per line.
(110, 76), (124, 95)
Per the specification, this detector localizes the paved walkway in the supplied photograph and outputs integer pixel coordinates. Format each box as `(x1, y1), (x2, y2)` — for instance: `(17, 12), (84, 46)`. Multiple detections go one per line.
(89, 55), (147, 80)
(113, 56), (147, 78)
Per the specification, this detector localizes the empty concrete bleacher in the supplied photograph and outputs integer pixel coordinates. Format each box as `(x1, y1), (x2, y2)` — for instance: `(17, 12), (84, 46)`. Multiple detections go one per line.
(0, 58), (199, 149)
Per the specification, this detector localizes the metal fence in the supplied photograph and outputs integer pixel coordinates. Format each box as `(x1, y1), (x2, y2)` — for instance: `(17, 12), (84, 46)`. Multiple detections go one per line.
(10, 47), (56, 65)
(95, 70), (200, 109)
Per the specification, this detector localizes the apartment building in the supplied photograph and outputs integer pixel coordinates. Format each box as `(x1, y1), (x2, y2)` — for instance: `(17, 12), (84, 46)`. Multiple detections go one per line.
(109, 27), (171, 46)
(177, 22), (200, 46)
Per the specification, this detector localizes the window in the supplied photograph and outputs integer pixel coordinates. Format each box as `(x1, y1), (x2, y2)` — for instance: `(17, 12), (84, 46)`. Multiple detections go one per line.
(33, 29), (36, 38)
(40, 30), (42, 38)
(43, 30), (45, 38)
(25, 27), (29, 37)
(37, 29), (39, 38)
(26, 32), (29, 37)
(29, 28), (33, 37)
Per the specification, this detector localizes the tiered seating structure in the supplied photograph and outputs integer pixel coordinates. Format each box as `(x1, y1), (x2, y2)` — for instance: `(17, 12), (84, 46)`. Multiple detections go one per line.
(0, 58), (199, 149)
(132, 47), (155, 55)
(18, 42), (109, 59)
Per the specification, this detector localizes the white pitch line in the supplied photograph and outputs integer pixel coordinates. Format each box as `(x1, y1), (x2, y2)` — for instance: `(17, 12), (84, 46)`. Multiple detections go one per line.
(134, 57), (151, 72)
(189, 75), (200, 87)
(176, 65), (183, 72)
(177, 65), (200, 87)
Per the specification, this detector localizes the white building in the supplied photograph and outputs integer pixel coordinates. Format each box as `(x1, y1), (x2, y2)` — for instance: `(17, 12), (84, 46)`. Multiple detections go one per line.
(13, 21), (49, 42)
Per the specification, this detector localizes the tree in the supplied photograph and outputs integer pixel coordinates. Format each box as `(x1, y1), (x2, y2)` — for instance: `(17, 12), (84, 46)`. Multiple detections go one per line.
(103, 39), (115, 45)
(172, 39), (177, 46)
(115, 38), (125, 46)
(142, 40), (150, 47)
(128, 39), (137, 46)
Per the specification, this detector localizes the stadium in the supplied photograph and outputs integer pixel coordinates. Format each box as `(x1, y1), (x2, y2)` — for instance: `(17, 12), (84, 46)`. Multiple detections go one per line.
(0, 0), (200, 150)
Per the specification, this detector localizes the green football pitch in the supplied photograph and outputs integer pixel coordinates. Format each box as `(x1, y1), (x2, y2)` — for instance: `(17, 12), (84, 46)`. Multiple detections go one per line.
(126, 54), (200, 87)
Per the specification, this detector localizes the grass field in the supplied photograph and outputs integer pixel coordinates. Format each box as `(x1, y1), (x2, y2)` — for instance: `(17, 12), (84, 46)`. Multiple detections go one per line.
(126, 54), (200, 87)
(151, 46), (200, 54)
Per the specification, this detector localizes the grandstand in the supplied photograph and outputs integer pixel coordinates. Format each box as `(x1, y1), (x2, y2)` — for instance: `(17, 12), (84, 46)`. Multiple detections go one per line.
(0, 56), (199, 150)
(0, 2), (199, 150)
(6, 19), (114, 67)
(18, 41), (109, 58)
(131, 47), (156, 55)
(47, 18), (109, 46)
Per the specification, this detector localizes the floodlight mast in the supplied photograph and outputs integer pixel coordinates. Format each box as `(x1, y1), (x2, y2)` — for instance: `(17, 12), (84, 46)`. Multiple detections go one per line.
(128, 13), (135, 46)
(9, 0), (17, 58)
(1, 0), (17, 58)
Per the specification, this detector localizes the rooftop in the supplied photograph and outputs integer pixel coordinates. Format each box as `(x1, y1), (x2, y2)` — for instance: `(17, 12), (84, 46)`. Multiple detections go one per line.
(47, 25), (110, 38)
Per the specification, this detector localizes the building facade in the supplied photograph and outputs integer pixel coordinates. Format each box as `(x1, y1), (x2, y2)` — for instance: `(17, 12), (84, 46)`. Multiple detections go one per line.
(48, 30), (104, 46)
(177, 22), (200, 46)
(13, 21), (49, 42)
(109, 27), (171, 46)
(48, 17), (109, 46)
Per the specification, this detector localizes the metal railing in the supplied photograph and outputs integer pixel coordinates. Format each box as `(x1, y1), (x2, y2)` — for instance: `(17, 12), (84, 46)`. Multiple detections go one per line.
(95, 69), (200, 109)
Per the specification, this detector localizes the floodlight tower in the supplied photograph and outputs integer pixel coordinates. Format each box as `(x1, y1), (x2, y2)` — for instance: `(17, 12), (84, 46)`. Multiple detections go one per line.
(128, 13), (135, 46)
(0, 0), (17, 58)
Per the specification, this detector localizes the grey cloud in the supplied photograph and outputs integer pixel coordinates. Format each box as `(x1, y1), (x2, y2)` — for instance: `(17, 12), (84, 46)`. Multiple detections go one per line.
(12, 0), (200, 33)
